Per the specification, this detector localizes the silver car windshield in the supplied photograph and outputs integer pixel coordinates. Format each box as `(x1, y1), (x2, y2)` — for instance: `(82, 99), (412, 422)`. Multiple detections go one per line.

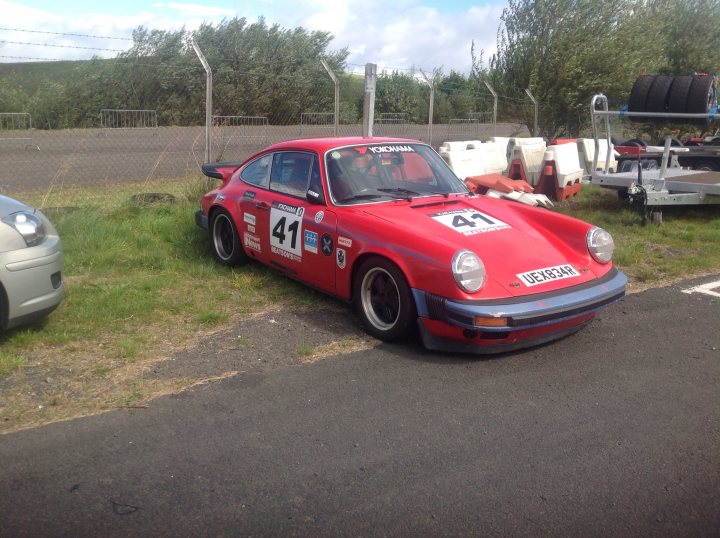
(326, 143), (468, 205)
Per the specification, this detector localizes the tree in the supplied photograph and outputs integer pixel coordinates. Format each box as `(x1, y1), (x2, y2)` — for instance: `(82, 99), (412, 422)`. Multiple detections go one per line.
(491, 0), (667, 137)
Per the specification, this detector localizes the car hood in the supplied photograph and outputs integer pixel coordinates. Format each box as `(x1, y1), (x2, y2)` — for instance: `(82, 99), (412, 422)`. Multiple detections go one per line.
(0, 195), (32, 218)
(345, 195), (603, 298)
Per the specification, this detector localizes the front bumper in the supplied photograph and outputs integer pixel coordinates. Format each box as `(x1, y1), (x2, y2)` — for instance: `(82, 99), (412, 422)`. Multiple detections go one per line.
(0, 237), (64, 330)
(412, 268), (627, 354)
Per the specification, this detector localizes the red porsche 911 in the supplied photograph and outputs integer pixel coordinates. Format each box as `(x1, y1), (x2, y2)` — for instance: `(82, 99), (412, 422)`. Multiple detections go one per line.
(196, 137), (626, 354)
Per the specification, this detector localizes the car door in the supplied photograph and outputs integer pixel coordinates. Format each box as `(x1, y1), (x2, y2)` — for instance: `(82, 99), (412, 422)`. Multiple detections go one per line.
(265, 151), (338, 293)
(236, 153), (272, 265)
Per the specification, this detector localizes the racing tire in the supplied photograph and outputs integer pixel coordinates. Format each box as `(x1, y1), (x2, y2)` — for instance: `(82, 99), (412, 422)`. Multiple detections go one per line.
(691, 160), (719, 172)
(687, 75), (716, 126)
(210, 209), (248, 266)
(622, 138), (647, 147)
(668, 75), (693, 113)
(645, 75), (674, 114)
(628, 75), (655, 117)
(353, 257), (416, 342)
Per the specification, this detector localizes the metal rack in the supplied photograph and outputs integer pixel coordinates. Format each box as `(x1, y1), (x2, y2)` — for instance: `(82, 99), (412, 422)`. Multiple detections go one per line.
(589, 93), (720, 221)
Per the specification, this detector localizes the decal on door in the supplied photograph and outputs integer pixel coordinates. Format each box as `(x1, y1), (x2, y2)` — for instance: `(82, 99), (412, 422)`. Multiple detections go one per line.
(336, 248), (347, 269)
(270, 201), (304, 262)
(304, 230), (318, 254)
(517, 265), (580, 287)
(430, 209), (510, 235)
(244, 233), (262, 253)
(321, 234), (334, 256)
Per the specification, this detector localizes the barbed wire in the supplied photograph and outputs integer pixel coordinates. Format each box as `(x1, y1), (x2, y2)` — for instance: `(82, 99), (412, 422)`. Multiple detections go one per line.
(0, 26), (133, 41)
(0, 40), (126, 52)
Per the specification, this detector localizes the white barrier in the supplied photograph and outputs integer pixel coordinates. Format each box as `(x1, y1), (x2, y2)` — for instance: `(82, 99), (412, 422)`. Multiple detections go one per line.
(544, 143), (584, 188)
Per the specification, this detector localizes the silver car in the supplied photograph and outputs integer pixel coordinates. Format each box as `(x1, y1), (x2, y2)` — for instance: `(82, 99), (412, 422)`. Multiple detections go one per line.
(0, 196), (63, 330)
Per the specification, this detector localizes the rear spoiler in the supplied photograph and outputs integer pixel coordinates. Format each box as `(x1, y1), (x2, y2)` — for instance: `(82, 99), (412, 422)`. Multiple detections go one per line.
(201, 161), (244, 181)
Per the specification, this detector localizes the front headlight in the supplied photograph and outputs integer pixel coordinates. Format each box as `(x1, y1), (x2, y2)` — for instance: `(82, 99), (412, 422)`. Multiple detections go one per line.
(452, 250), (486, 292)
(2, 211), (46, 247)
(587, 227), (614, 264)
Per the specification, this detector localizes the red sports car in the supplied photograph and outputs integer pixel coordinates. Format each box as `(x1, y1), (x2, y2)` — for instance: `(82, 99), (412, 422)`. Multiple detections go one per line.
(196, 137), (626, 354)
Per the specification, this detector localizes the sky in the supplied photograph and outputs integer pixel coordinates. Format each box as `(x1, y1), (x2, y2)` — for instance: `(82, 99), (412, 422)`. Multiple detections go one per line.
(0, 0), (506, 74)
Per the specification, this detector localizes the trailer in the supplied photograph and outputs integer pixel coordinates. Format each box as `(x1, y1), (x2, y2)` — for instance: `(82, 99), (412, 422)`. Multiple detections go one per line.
(589, 88), (720, 223)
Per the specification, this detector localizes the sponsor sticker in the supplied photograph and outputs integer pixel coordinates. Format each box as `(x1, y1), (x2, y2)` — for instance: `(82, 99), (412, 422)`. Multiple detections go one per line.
(214, 193), (225, 202)
(431, 209), (510, 235)
(336, 248), (347, 269)
(314, 211), (324, 224)
(368, 145), (416, 153)
(244, 212), (256, 226)
(517, 264), (580, 287)
(304, 230), (318, 254)
(247, 225), (255, 234)
(243, 233), (262, 253)
(243, 190), (256, 200)
(338, 236), (352, 248)
(321, 234), (334, 256)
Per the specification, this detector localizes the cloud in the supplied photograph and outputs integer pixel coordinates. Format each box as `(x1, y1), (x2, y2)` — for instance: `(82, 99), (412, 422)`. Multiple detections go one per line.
(0, 0), (504, 73)
(154, 2), (236, 18)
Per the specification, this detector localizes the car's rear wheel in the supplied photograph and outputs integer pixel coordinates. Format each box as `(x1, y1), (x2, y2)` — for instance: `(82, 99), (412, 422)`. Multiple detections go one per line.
(210, 209), (247, 266)
(354, 257), (416, 342)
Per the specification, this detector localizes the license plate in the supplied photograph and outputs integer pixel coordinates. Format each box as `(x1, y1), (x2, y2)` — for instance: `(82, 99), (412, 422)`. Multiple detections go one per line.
(517, 264), (580, 287)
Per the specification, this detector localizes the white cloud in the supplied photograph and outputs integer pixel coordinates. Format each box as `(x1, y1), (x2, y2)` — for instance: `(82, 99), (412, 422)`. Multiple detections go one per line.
(157, 2), (236, 18)
(0, 0), (504, 73)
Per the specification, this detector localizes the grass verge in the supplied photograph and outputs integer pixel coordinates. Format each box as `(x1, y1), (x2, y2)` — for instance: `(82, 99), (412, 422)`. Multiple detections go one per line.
(0, 179), (323, 432)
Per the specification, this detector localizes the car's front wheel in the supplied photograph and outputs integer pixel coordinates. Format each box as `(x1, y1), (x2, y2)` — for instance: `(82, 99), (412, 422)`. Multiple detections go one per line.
(210, 209), (247, 266)
(353, 257), (416, 342)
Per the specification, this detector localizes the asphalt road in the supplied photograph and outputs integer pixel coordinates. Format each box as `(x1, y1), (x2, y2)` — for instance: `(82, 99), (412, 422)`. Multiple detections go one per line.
(1, 275), (719, 537)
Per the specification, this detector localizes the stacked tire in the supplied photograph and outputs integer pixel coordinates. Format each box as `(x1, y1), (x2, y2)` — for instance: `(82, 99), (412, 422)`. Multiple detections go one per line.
(627, 73), (717, 125)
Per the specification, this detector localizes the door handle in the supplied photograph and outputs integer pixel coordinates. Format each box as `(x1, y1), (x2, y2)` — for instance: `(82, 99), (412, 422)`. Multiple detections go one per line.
(255, 201), (270, 210)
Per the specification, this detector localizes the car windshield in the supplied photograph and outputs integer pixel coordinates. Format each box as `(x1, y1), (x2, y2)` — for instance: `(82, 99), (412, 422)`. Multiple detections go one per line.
(325, 143), (468, 205)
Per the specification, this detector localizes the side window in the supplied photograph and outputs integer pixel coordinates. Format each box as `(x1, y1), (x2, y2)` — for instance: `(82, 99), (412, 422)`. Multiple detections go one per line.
(240, 155), (271, 188)
(269, 151), (314, 198)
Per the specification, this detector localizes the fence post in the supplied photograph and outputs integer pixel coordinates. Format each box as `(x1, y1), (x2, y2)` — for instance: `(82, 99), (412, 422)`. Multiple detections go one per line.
(483, 81), (498, 138)
(524, 88), (538, 137)
(419, 69), (434, 145)
(192, 38), (213, 163)
(363, 63), (377, 138)
(320, 59), (340, 136)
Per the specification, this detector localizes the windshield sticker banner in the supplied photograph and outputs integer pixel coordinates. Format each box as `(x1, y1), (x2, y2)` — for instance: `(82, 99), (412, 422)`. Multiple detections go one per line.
(517, 265), (580, 287)
(431, 209), (510, 235)
(368, 145), (415, 153)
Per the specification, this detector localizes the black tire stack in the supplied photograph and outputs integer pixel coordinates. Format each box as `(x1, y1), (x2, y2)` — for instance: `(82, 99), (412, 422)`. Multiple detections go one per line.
(627, 73), (717, 125)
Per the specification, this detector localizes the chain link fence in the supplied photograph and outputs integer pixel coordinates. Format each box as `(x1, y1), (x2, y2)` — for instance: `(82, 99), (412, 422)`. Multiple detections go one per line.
(1, 59), (529, 210)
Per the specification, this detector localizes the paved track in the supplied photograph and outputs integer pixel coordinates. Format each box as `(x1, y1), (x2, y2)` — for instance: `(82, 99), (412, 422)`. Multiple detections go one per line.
(1, 275), (719, 537)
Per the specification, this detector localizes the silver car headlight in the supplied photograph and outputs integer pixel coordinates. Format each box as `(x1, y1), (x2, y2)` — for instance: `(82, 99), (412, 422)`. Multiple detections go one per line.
(452, 250), (486, 292)
(2, 211), (46, 247)
(587, 227), (614, 264)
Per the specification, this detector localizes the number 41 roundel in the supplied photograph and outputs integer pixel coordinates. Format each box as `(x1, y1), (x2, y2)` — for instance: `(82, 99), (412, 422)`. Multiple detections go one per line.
(430, 209), (510, 236)
(270, 203), (303, 257)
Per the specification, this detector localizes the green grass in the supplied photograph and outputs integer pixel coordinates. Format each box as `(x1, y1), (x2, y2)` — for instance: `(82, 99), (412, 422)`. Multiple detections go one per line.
(0, 185), (321, 379)
(555, 185), (720, 284)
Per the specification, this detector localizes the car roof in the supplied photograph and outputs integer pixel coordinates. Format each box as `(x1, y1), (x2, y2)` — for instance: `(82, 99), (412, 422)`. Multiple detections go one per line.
(262, 137), (423, 154)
